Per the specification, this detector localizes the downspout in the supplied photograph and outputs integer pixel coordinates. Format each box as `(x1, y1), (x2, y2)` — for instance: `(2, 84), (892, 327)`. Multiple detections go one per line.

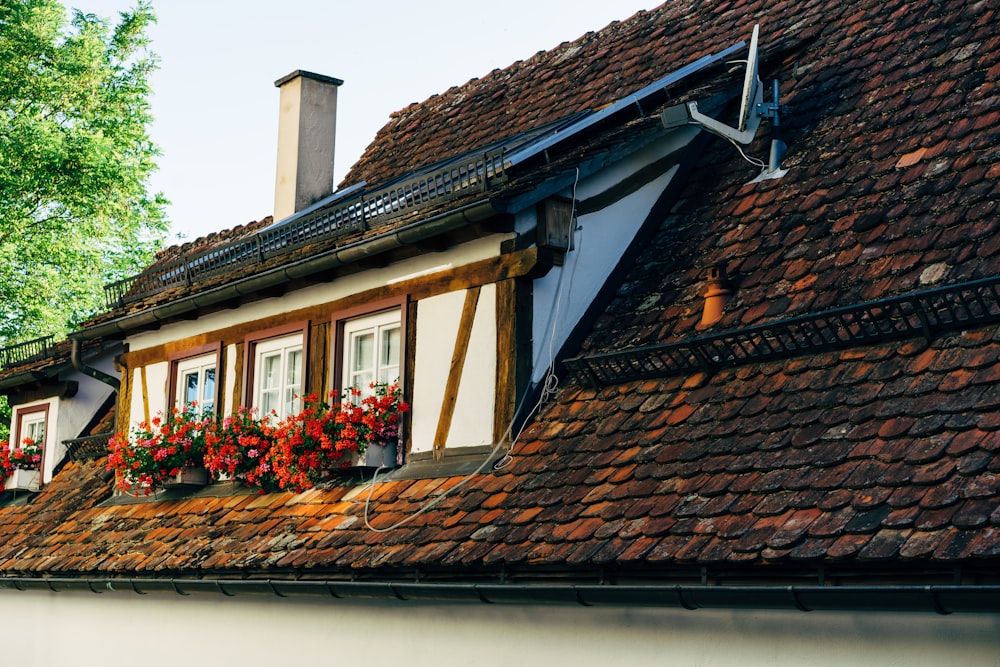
(71, 339), (120, 392)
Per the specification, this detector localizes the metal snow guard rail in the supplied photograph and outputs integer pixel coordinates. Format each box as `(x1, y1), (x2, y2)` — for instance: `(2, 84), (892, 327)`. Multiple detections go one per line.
(65, 433), (113, 462)
(103, 149), (508, 309)
(0, 335), (54, 369)
(565, 275), (1000, 389)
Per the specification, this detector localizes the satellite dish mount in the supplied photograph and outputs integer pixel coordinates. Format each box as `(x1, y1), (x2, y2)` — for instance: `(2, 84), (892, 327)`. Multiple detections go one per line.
(665, 24), (787, 174)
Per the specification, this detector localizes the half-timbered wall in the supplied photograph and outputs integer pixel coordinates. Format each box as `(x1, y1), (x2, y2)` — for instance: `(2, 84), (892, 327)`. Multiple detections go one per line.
(120, 236), (519, 455)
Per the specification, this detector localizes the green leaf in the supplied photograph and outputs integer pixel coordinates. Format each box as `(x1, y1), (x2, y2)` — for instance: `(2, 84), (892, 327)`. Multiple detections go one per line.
(0, 0), (168, 344)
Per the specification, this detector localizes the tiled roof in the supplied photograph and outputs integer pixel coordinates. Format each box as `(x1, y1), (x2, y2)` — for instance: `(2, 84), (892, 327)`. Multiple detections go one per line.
(3, 0), (1000, 588)
(3, 329), (999, 576)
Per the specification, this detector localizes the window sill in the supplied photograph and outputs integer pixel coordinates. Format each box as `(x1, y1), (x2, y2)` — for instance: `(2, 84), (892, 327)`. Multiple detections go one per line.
(384, 445), (498, 481)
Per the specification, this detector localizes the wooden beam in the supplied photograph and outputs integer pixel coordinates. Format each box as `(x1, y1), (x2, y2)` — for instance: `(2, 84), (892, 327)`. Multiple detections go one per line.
(307, 321), (329, 399)
(403, 301), (418, 457)
(494, 277), (533, 445)
(118, 358), (132, 431)
(494, 279), (516, 445)
(433, 286), (481, 461)
(231, 342), (244, 415)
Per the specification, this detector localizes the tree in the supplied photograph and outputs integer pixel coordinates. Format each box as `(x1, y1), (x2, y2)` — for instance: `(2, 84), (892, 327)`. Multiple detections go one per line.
(0, 0), (168, 344)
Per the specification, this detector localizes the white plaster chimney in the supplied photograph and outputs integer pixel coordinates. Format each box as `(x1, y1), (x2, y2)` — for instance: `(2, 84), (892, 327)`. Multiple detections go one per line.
(273, 70), (343, 221)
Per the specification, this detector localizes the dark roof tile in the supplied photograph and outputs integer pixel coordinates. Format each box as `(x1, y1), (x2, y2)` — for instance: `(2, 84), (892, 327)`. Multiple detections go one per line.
(858, 529), (911, 560)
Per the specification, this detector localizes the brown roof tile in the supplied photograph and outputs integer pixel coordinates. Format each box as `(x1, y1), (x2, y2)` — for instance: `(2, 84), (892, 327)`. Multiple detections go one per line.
(0, 0), (998, 587)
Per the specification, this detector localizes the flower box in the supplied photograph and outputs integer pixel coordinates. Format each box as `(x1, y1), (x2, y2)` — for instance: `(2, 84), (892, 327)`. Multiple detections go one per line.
(5, 468), (40, 492)
(161, 466), (209, 488)
(362, 441), (397, 469)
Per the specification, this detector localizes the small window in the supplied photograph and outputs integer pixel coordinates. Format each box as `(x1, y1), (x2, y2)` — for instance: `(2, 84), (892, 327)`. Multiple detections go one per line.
(12, 403), (49, 472)
(255, 335), (303, 418)
(244, 323), (308, 421)
(17, 409), (45, 448)
(169, 344), (221, 413)
(175, 353), (217, 411)
(342, 309), (401, 395)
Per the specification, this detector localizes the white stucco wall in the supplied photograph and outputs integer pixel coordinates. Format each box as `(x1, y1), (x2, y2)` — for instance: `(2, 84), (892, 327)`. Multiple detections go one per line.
(223, 343), (238, 416)
(129, 361), (168, 427)
(531, 132), (692, 384)
(532, 163), (680, 383)
(411, 285), (496, 452)
(0, 590), (996, 666)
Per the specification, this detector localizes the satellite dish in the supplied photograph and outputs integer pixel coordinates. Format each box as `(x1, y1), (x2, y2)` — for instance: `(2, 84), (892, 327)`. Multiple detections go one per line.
(737, 24), (761, 133)
(671, 23), (765, 145)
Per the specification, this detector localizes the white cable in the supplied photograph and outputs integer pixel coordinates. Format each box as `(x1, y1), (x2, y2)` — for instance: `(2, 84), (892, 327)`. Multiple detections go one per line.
(727, 135), (766, 169)
(365, 168), (585, 531)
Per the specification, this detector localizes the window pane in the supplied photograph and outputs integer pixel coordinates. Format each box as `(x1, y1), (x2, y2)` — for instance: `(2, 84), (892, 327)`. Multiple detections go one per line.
(285, 347), (303, 416)
(381, 326), (400, 367)
(351, 332), (373, 374)
(286, 349), (302, 388)
(202, 367), (216, 410)
(342, 308), (402, 397)
(184, 371), (200, 405)
(25, 420), (44, 444)
(262, 353), (281, 389)
(351, 371), (374, 394)
(378, 325), (400, 384)
(260, 389), (277, 416)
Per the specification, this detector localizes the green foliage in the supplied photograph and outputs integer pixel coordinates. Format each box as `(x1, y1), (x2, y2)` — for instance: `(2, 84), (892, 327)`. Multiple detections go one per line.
(0, 0), (167, 344)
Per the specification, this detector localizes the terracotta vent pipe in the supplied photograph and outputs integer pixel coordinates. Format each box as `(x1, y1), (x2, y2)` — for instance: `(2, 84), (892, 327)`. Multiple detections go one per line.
(698, 264), (732, 329)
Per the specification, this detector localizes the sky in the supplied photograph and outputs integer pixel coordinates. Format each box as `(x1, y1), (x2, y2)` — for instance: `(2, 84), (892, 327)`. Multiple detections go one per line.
(72, 1), (658, 243)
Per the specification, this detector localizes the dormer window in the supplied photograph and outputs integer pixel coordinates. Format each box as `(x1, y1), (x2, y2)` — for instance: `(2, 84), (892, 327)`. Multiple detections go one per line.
(175, 354), (217, 410)
(168, 344), (222, 412)
(17, 408), (46, 448)
(7, 402), (50, 491)
(343, 309), (401, 394)
(245, 322), (308, 420)
(333, 298), (406, 400)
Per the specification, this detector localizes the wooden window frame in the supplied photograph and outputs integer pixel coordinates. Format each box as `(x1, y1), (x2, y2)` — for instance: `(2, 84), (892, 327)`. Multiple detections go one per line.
(13, 403), (49, 468)
(242, 321), (309, 417)
(330, 297), (407, 398)
(167, 342), (223, 413)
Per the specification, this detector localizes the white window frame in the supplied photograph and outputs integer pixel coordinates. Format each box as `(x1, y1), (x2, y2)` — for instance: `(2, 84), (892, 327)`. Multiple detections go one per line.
(17, 410), (45, 448)
(341, 308), (402, 398)
(252, 333), (305, 420)
(174, 352), (218, 412)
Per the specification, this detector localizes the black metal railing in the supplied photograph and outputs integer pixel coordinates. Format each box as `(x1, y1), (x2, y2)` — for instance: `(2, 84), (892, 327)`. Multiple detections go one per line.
(103, 149), (509, 310)
(64, 433), (113, 462)
(565, 275), (1000, 389)
(0, 335), (54, 369)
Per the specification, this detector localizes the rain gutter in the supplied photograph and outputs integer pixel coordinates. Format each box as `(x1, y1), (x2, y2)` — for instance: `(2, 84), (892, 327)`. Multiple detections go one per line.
(2, 578), (997, 614)
(70, 199), (500, 342)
